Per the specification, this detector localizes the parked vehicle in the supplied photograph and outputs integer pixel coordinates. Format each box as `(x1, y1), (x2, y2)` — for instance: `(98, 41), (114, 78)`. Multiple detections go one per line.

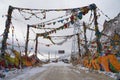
(62, 59), (69, 63)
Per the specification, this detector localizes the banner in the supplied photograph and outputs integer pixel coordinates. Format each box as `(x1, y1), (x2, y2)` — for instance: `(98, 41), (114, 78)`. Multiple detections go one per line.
(58, 50), (65, 54)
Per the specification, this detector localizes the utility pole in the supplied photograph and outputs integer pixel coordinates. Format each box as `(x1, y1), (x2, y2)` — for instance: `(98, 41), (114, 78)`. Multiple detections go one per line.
(1, 6), (13, 57)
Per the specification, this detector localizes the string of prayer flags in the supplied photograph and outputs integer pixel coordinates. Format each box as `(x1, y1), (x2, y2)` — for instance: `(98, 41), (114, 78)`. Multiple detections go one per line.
(30, 16), (70, 29)
(70, 15), (75, 24)
(45, 34), (74, 45)
(14, 3), (96, 13)
(80, 6), (89, 15)
(18, 9), (46, 20)
(16, 3), (97, 26)
(88, 3), (97, 10)
(64, 23), (69, 28)
(77, 12), (83, 19)
(36, 21), (71, 38)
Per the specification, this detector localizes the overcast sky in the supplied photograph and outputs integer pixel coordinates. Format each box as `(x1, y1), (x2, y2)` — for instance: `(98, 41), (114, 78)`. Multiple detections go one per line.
(0, 0), (120, 59)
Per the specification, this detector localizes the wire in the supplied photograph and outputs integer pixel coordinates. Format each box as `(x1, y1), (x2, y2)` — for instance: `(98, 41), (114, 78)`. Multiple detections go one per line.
(97, 8), (111, 20)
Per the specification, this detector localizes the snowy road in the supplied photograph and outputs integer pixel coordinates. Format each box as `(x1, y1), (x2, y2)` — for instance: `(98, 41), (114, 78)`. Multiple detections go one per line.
(4, 62), (115, 80)
(28, 65), (81, 80)
(27, 62), (114, 80)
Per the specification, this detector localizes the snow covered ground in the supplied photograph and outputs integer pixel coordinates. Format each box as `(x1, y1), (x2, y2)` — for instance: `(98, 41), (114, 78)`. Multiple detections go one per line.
(0, 62), (118, 80)
(0, 62), (70, 80)
(73, 64), (118, 80)
(0, 66), (47, 80)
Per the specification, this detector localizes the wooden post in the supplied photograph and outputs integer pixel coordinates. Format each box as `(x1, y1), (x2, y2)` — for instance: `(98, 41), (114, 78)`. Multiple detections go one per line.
(25, 25), (30, 56)
(35, 34), (38, 57)
(11, 26), (14, 50)
(83, 22), (89, 55)
(77, 33), (81, 59)
(1, 6), (13, 57)
(94, 8), (102, 54)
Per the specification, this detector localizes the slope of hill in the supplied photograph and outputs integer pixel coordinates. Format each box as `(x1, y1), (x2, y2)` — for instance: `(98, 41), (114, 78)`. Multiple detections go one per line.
(101, 13), (120, 51)
(102, 13), (120, 37)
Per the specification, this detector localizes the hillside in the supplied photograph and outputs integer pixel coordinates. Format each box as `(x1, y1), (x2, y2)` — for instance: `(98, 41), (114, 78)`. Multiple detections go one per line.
(103, 13), (120, 35)
(101, 13), (120, 54)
